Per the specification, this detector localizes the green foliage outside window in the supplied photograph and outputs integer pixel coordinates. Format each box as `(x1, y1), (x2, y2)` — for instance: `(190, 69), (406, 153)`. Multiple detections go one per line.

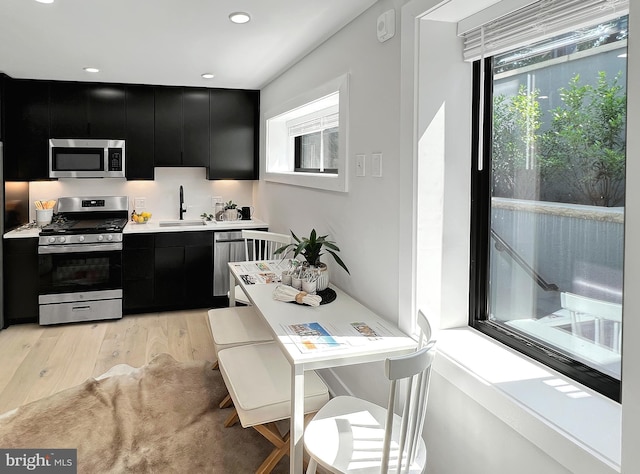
(492, 71), (626, 206)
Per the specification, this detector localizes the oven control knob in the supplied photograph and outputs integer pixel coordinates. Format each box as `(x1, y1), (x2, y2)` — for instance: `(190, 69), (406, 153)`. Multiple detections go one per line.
(58, 237), (66, 243)
(107, 234), (113, 241)
(48, 237), (56, 243)
(78, 236), (85, 242)
(98, 235), (104, 241)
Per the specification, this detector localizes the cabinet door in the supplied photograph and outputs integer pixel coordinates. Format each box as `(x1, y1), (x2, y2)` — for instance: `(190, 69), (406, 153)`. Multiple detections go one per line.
(4, 79), (50, 180)
(0, 74), (6, 141)
(4, 238), (39, 325)
(123, 234), (155, 311)
(154, 246), (185, 306)
(87, 84), (126, 138)
(154, 87), (183, 166)
(50, 81), (90, 138)
(125, 85), (155, 180)
(183, 88), (210, 168)
(185, 245), (213, 305)
(209, 89), (259, 180)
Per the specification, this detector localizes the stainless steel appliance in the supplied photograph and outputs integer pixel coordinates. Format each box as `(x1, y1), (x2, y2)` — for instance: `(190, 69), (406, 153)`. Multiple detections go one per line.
(49, 139), (125, 178)
(38, 196), (129, 325)
(213, 231), (247, 296)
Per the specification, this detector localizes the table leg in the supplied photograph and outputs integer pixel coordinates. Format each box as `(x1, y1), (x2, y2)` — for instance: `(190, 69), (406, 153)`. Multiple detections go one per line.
(229, 271), (236, 306)
(290, 364), (304, 474)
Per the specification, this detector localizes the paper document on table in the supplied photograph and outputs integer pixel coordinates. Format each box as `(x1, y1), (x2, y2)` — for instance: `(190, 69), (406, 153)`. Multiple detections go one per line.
(232, 259), (291, 284)
(240, 272), (280, 285)
(283, 322), (347, 353)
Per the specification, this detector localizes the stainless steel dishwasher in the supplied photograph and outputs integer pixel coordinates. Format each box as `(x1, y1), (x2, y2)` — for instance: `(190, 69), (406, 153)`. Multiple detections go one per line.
(213, 231), (247, 296)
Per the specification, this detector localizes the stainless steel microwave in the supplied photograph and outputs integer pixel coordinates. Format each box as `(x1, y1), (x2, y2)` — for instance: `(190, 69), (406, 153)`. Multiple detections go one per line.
(49, 139), (126, 178)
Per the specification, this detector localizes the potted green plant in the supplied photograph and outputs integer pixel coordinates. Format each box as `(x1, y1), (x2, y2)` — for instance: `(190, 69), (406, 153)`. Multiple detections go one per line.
(223, 201), (241, 221)
(275, 229), (349, 290)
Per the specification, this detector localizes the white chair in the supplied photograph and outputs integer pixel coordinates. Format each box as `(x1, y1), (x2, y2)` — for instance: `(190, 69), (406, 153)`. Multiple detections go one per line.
(208, 230), (291, 372)
(561, 292), (623, 353)
(230, 230), (292, 305)
(217, 341), (330, 474)
(304, 310), (436, 474)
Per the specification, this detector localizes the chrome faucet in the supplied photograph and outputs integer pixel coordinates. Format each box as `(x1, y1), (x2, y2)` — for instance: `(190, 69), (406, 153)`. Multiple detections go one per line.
(179, 185), (186, 220)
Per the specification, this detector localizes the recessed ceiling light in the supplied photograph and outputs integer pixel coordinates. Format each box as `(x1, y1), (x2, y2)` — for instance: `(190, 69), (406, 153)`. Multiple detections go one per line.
(229, 12), (251, 24)
(35, 0), (55, 4)
(201, 73), (215, 79)
(83, 67), (100, 73)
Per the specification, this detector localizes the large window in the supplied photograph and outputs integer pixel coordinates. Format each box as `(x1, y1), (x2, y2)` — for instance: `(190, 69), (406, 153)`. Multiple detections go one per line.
(470, 12), (627, 401)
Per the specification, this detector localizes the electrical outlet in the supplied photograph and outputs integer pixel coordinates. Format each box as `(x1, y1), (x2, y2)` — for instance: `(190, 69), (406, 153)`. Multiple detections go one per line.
(211, 196), (223, 207)
(134, 197), (146, 209)
(356, 154), (366, 177)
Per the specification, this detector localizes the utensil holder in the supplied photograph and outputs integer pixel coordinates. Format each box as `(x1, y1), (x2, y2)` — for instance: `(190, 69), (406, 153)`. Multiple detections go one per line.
(36, 209), (53, 226)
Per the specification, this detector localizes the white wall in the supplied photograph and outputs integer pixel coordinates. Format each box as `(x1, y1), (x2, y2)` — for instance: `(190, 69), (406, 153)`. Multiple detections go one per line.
(28, 168), (254, 222)
(258, 0), (409, 404)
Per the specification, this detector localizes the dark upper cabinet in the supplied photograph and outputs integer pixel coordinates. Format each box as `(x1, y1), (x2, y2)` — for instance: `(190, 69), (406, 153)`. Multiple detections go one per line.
(154, 86), (183, 166)
(0, 74), (6, 142)
(209, 89), (259, 180)
(49, 82), (89, 138)
(50, 82), (125, 139)
(4, 79), (50, 181)
(154, 86), (210, 168)
(87, 84), (126, 138)
(2, 76), (258, 181)
(125, 85), (155, 180)
(183, 88), (210, 168)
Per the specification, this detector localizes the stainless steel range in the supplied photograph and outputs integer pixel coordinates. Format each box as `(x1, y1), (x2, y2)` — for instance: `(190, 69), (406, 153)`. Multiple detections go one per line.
(38, 196), (128, 325)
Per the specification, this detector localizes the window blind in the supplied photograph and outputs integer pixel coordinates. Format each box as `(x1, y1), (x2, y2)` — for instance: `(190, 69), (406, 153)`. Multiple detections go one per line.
(288, 113), (339, 137)
(462, 0), (629, 61)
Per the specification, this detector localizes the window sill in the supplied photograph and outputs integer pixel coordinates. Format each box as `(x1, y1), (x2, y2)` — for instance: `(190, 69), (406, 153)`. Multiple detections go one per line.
(434, 327), (620, 474)
(264, 171), (346, 193)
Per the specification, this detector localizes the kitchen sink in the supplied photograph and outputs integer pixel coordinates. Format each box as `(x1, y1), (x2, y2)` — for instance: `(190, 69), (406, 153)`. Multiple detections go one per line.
(158, 220), (207, 227)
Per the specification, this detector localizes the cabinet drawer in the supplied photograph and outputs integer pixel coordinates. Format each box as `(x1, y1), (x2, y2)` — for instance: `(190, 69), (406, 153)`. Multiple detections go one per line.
(155, 231), (212, 248)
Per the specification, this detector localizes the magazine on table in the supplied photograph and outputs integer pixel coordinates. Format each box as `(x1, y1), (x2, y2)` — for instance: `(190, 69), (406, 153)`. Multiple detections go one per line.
(283, 319), (394, 353)
(231, 259), (291, 284)
(283, 322), (346, 353)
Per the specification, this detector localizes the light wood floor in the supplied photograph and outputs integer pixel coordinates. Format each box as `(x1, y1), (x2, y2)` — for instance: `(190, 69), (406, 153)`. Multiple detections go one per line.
(0, 309), (216, 415)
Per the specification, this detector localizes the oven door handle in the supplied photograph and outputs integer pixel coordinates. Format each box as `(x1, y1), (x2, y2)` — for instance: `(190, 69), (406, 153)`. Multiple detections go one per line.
(38, 243), (123, 254)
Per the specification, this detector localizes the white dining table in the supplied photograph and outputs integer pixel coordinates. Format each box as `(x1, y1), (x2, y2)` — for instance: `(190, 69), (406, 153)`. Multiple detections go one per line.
(228, 260), (418, 474)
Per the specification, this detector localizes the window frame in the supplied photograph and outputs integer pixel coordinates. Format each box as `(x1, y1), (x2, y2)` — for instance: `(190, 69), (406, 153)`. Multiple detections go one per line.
(469, 57), (621, 402)
(264, 74), (349, 192)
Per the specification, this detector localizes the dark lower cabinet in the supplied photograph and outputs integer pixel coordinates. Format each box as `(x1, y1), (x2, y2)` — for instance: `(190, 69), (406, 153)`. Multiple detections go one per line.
(123, 234), (155, 312)
(124, 231), (214, 313)
(4, 238), (39, 325)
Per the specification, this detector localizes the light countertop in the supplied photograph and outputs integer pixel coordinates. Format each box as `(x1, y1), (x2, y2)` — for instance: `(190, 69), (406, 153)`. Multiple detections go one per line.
(3, 218), (269, 239)
(124, 218), (268, 234)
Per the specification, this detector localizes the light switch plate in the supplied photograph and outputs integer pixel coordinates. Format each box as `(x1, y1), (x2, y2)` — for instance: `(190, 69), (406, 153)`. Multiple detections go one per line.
(356, 154), (366, 177)
(134, 197), (146, 209)
(372, 153), (383, 177)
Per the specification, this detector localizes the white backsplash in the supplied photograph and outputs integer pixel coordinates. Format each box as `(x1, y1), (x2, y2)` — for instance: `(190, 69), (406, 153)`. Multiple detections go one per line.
(28, 167), (255, 222)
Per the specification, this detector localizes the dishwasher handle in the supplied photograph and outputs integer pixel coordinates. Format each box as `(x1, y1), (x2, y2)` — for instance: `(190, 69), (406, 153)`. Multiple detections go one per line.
(214, 231), (245, 243)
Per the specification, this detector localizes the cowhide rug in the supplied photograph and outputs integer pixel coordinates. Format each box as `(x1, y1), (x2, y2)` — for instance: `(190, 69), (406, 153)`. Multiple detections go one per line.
(0, 353), (288, 473)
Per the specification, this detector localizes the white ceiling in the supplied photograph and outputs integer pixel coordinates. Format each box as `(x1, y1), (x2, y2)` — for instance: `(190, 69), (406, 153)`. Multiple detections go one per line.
(0, 0), (380, 90)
